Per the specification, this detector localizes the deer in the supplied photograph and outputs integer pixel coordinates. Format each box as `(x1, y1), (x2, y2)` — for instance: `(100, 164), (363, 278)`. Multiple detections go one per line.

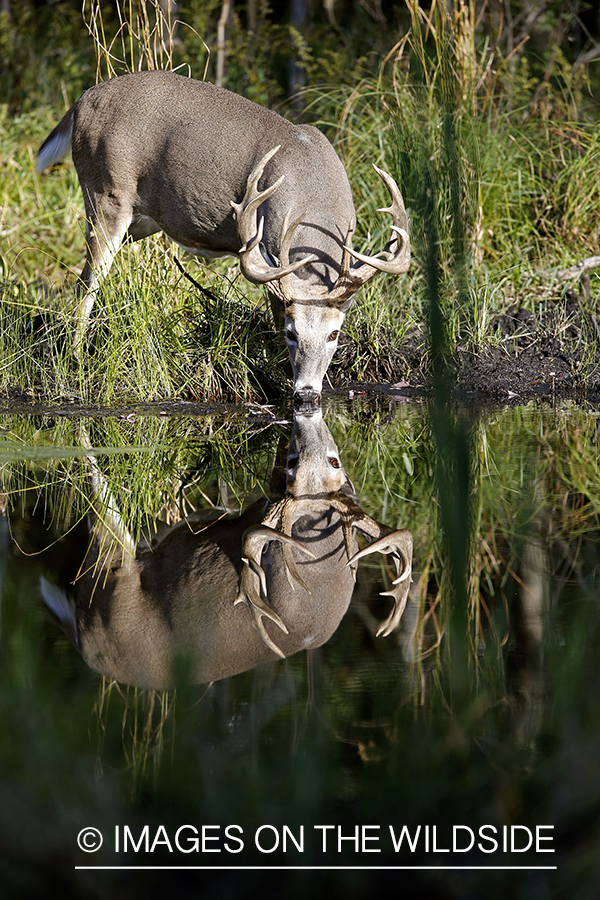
(36, 70), (411, 402)
(40, 409), (413, 690)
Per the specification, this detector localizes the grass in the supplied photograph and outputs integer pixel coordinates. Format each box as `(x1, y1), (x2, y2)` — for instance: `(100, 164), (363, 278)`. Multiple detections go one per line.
(0, 106), (83, 282)
(0, 234), (288, 403)
(305, 1), (600, 360)
(2, 2), (599, 403)
(0, 406), (288, 549)
(319, 398), (600, 708)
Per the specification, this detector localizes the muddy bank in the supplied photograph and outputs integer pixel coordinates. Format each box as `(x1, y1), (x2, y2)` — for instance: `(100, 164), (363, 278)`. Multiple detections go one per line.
(375, 296), (600, 405)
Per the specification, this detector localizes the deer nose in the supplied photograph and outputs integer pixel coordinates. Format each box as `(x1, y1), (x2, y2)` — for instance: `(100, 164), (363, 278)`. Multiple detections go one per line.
(294, 387), (321, 407)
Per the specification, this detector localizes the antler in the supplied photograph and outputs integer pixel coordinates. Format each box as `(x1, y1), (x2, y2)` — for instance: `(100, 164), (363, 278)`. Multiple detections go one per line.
(347, 526), (413, 637)
(326, 165), (411, 304)
(304, 491), (414, 638)
(231, 146), (315, 285)
(235, 490), (412, 653)
(235, 523), (315, 658)
(232, 153), (409, 304)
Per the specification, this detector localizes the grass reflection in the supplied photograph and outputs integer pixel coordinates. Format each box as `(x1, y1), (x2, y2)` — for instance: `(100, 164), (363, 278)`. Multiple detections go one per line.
(0, 400), (599, 896)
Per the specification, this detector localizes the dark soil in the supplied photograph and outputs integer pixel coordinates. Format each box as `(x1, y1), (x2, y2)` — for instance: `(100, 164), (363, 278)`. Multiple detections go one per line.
(378, 294), (600, 405)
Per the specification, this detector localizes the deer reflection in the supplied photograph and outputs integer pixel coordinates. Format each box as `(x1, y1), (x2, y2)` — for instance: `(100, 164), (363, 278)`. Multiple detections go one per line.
(41, 410), (412, 689)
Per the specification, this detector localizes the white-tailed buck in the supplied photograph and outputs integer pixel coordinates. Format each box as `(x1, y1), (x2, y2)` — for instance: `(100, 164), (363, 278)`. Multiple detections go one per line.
(40, 410), (413, 689)
(36, 70), (410, 401)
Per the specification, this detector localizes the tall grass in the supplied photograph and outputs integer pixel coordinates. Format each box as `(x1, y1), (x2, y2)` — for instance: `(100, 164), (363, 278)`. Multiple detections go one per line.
(2, 0), (600, 400)
(0, 237), (288, 403)
(310, 0), (600, 349)
(0, 405), (287, 547)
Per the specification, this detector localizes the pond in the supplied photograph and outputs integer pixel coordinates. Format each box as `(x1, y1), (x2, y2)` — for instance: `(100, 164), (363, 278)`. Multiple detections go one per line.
(1, 395), (599, 899)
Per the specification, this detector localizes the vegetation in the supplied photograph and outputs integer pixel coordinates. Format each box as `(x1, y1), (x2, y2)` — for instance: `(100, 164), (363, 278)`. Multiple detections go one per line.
(3, 8), (600, 896)
(1, 0), (600, 401)
(3, 8), (600, 895)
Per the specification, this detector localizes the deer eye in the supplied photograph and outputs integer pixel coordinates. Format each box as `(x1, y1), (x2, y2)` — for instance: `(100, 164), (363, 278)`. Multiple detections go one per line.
(327, 330), (339, 343)
(286, 329), (297, 343)
(327, 456), (340, 469)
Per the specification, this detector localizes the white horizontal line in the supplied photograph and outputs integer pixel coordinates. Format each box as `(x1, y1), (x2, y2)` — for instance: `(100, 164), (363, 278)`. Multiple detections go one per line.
(75, 866), (558, 871)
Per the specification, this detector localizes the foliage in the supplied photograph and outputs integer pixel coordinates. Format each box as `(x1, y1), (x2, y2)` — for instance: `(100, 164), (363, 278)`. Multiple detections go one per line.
(302, 0), (600, 377)
(2, 1), (600, 399)
(0, 251), (288, 403)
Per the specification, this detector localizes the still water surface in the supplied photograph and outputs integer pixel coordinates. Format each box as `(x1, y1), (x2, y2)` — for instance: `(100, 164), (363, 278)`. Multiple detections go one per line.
(1, 397), (598, 899)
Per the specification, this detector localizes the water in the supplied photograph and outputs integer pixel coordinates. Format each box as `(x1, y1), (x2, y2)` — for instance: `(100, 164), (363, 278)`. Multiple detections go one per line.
(1, 397), (599, 898)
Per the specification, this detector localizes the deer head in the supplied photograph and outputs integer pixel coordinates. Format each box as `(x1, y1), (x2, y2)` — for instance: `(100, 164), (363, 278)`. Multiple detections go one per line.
(232, 149), (411, 402)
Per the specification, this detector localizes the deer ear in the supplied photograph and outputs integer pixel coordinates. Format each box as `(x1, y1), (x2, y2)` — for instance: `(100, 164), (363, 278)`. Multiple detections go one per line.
(340, 475), (358, 502)
(337, 294), (355, 314)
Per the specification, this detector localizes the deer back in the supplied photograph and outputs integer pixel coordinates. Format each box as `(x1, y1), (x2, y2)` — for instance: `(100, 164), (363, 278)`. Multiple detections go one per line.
(68, 71), (354, 281)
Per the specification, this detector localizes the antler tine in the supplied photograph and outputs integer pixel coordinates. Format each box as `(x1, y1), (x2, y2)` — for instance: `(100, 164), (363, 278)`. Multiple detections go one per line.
(327, 494), (367, 568)
(338, 224), (354, 282)
(279, 208), (309, 267)
(234, 145), (282, 221)
(279, 497), (313, 592)
(278, 208), (318, 300)
(373, 164), (409, 230)
(232, 179), (285, 240)
(250, 611), (287, 660)
(231, 146), (315, 285)
(328, 165), (410, 303)
(279, 209), (316, 284)
(282, 542), (311, 592)
(235, 524), (315, 656)
(342, 515), (356, 571)
(343, 165), (410, 275)
(347, 528), (413, 637)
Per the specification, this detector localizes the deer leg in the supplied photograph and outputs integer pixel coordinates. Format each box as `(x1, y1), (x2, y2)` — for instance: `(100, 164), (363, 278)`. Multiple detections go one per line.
(78, 427), (137, 566)
(75, 195), (133, 353)
(348, 520), (413, 637)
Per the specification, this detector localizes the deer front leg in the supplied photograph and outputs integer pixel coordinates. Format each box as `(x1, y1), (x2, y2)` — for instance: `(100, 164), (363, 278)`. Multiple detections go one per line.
(79, 426), (137, 566)
(348, 521), (413, 637)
